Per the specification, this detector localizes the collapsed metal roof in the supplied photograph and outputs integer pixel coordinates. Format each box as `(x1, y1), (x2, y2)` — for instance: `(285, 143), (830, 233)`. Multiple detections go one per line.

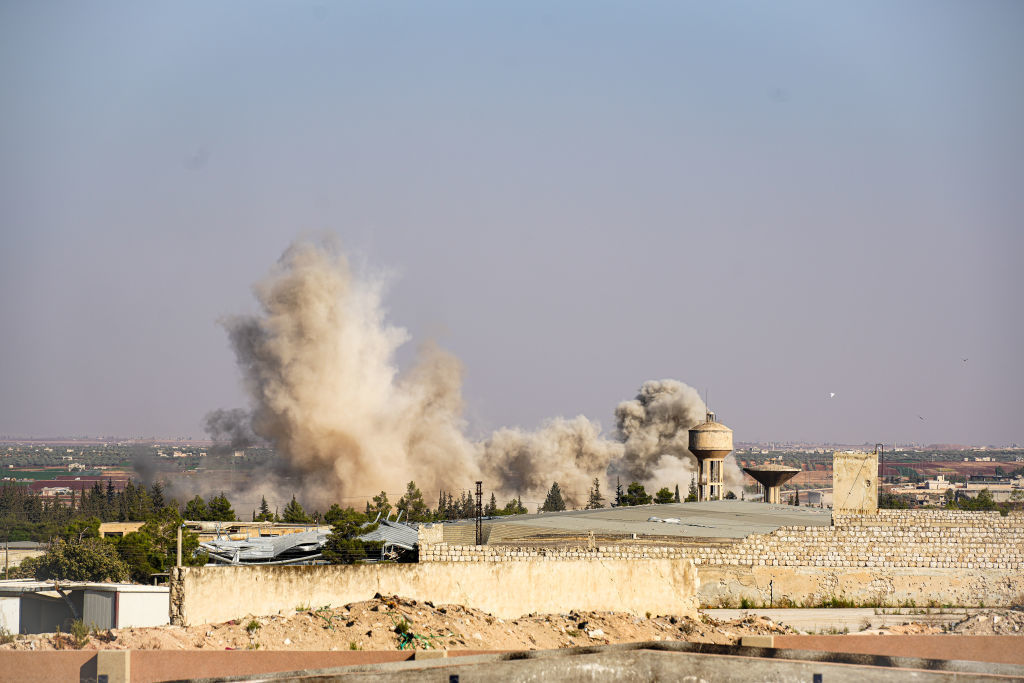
(199, 520), (420, 565)
(202, 530), (328, 565)
(358, 520), (419, 551)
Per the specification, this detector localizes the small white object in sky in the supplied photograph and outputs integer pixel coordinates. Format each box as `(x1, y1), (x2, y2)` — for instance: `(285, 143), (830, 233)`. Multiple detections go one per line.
(829, 392), (835, 398)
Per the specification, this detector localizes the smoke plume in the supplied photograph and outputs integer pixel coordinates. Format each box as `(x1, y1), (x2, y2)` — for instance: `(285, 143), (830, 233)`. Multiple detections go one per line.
(204, 408), (257, 453)
(207, 238), (735, 509)
(611, 380), (708, 483)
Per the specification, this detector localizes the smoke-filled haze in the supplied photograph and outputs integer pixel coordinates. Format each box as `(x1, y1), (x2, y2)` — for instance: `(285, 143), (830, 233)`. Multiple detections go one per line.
(208, 239), (726, 508)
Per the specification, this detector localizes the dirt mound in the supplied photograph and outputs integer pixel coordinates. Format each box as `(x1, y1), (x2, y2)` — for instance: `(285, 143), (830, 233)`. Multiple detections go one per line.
(0, 596), (794, 652)
(949, 609), (1024, 635)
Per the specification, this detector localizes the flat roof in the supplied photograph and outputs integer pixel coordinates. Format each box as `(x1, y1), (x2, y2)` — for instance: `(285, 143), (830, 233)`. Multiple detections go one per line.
(440, 501), (832, 542)
(0, 580), (168, 594)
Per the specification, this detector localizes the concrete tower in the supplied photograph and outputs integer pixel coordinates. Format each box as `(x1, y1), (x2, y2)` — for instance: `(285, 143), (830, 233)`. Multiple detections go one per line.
(688, 411), (733, 501)
(742, 462), (801, 504)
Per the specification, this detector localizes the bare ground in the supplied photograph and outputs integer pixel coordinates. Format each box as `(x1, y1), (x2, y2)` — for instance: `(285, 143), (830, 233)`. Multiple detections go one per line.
(2, 598), (1020, 652)
(0, 595), (791, 652)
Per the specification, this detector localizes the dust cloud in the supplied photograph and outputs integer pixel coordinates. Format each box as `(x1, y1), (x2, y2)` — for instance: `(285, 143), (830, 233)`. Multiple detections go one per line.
(208, 239), (738, 509)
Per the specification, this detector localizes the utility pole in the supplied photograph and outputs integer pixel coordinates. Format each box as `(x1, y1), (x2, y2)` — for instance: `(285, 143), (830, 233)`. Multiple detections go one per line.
(875, 443), (885, 506)
(474, 481), (483, 546)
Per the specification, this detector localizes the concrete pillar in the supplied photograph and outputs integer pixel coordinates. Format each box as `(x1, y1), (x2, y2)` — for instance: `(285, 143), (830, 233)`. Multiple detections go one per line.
(97, 649), (131, 683)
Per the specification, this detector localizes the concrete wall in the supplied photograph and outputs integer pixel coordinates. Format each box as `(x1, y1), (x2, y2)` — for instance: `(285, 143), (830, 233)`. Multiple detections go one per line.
(0, 595), (18, 633)
(2, 548), (44, 567)
(170, 558), (699, 626)
(833, 450), (878, 513)
(697, 564), (1024, 608)
(116, 590), (170, 628)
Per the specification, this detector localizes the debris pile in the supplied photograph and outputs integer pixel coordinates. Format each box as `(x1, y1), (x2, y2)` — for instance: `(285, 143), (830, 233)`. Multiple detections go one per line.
(0, 595), (794, 652)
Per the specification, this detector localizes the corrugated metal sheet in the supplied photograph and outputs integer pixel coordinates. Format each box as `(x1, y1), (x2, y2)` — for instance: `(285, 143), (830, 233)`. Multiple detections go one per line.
(358, 521), (418, 550)
(201, 530), (328, 564)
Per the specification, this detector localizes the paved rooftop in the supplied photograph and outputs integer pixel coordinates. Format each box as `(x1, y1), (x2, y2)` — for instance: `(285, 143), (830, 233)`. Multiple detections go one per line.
(442, 500), (832, 543)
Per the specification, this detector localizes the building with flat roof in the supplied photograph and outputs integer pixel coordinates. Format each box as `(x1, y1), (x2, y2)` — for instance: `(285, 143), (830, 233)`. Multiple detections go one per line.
(0, 580), (169, 634)
(432, 500), (832, 546)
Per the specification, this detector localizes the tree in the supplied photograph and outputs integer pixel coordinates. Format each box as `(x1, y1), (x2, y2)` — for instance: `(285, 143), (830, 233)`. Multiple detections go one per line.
(397, 481), (431, 522)
(957, 488), (998, 511)
(614, 477), (623, 506)
(586, 478), (605, 509)
(654, 487), (675, 504)
(60, 517), (100, 542)
(685, 477), (698, 502)
(322, 508), (381, 564)
(541, 482), (566, 512)
(366, 491), (391, 520)
(206, 492), (236, 522)
(674, 484), (681, 503)
(255, 496), (274, 522)
(484, 493), (498, 516)
(323, 503), (347, 525)
(183, 495), (207, 520)
(282, 495), (311, 523)
(502, 497), (527, 515)
(28, 538), (129, 582)
(879, 491), (910, 509)
(150, 482), (166, 510)
(117, 508), (205, 582)
(620, 482), (652, 506)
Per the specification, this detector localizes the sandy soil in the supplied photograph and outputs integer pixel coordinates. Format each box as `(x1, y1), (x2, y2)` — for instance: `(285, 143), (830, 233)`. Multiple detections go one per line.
(0, 595), (792, 652)
(2, 599), (1019, 652)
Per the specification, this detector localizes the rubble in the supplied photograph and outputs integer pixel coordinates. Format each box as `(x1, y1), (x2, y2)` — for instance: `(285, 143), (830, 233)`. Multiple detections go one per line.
(0, 595), (793, 652)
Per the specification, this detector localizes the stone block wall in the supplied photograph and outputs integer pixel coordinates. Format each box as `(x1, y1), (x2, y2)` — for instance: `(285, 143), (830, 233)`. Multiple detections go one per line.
(417, 510), (1024, 607)
(419, 510), (1024, 571)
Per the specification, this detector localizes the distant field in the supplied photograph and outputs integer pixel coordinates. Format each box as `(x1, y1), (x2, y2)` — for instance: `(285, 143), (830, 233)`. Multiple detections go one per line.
(0, 469), (109, 481)
(889, 461), (1015, 477)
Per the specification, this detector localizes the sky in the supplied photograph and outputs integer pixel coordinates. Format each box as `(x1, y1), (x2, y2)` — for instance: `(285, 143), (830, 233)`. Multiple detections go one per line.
(1, 1), (1022, 446)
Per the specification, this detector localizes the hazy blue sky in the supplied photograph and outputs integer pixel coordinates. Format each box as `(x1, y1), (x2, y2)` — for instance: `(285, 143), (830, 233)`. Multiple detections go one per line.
(1, 1), (1021, 445)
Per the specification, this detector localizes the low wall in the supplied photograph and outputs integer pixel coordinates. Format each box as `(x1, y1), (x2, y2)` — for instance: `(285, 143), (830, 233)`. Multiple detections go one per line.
(773, 635), (1024, 666)
(170, 559), (699, 626)
(697, 565), (1024, 608)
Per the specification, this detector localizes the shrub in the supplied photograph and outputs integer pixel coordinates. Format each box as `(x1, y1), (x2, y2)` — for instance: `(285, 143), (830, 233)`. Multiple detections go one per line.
(70, 619), (90, 649)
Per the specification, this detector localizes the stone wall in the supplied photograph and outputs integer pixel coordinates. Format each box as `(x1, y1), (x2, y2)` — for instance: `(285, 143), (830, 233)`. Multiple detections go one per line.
(697, 564), (1024, 608)
(420, 510), (1024, 570)
(418, 510), (1024, 607)
(169, 559), (698, 626)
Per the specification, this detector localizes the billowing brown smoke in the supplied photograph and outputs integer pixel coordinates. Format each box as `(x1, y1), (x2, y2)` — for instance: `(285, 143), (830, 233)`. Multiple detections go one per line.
(216, 240), (480, 509)
(480, 416), (624, 507)
(209, 239), (738, 510)
(611, 380), (708, 484)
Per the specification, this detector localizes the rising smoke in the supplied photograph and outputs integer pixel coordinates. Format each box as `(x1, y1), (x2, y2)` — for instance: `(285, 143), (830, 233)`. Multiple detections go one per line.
(207, 238), (736, 509)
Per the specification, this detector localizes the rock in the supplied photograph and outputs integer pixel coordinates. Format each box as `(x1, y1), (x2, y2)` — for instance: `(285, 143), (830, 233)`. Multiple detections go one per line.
(283, 638), (291, 645)
(587, 629), (604, 638)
